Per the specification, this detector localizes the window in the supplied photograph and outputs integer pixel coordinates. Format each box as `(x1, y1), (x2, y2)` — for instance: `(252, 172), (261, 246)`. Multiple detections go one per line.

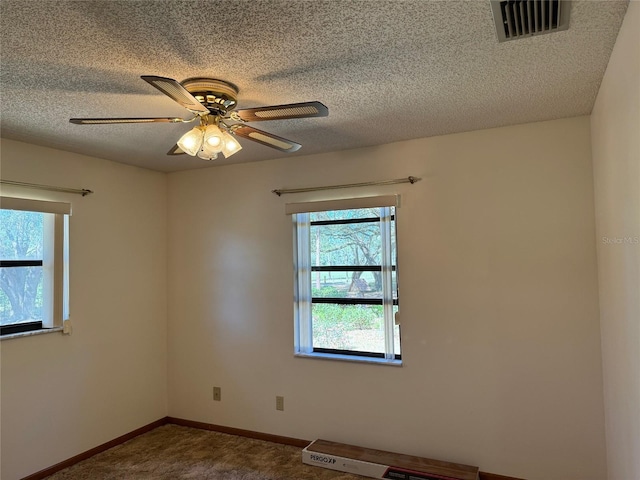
(290, 196), (400, 364)
(0, 197), (70, 336)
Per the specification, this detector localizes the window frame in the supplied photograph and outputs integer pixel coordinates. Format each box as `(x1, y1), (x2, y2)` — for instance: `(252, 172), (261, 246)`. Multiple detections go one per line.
(0, 197), (70, 337)
(290, 196), (401, 365)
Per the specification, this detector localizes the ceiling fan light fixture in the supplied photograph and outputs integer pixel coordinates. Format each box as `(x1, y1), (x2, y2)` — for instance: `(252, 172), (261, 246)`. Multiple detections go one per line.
(177, 126), (204, 156)
(221, 131), (242, 158)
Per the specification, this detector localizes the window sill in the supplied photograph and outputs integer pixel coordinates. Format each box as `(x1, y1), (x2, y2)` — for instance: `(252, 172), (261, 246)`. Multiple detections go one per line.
(1, 326), (64, 341)
(295, 351), (402, 366)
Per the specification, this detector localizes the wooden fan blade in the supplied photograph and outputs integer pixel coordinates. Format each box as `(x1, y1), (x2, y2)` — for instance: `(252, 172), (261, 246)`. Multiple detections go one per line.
(167, 144), (185, 155)
(141, 75), (209, 114)
(232, 125), (301, 153)
(70, 117), (184, 125)
(235, 101), (328, 122)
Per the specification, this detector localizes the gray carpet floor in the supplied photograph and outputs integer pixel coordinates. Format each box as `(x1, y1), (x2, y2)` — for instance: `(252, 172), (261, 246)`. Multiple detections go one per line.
(44, 424), (364, 479)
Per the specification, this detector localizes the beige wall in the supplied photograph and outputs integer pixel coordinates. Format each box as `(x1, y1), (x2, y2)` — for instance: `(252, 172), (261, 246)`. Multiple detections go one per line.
(0, 139), (168, 480)
(591, 2), (640, 479)
(167, 116), (606, 480)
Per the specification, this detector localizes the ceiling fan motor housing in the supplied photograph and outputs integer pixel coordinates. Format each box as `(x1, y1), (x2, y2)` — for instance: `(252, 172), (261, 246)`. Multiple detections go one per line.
(181, 78), (239, 115)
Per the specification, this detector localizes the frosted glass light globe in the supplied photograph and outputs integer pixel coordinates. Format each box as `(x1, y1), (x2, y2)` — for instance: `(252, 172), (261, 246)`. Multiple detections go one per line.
(177, 127), (204, 156)
(204, 125), (224, 152)
(221, 131), (242, 158)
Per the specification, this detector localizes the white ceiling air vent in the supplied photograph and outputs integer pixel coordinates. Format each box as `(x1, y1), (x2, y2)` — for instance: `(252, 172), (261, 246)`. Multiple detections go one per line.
(490, 0), (570, 43)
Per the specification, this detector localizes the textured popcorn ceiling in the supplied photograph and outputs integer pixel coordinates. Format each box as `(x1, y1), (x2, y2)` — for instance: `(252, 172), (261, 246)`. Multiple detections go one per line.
(0, 0), (629, 172)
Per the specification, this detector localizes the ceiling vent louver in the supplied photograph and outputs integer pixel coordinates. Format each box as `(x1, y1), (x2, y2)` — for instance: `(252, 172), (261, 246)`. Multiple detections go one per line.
(490, 0), (570, 42)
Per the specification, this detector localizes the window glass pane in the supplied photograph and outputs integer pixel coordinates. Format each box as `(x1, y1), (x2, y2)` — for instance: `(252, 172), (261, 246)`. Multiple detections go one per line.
(0, 210), (44, 260)
(312, 303), (386, 353)
(311, 222), (381, 267)
(312, 270), (397, 300)
(0, 266), (44, 325)
(1, 210), (45, 326)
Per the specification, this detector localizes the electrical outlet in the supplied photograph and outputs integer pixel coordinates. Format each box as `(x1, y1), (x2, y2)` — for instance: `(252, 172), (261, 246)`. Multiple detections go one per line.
(213, 386), (221, 402)
(276, 396), (284, 411)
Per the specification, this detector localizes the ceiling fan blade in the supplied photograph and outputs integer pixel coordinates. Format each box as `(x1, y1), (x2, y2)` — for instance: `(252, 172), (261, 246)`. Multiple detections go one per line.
(141, 75), (209, 114)
(235, 101), (328, 122)
(70, 117), (185, 125)
(232, 125), (301, 153)
(167, 144), (185, 156)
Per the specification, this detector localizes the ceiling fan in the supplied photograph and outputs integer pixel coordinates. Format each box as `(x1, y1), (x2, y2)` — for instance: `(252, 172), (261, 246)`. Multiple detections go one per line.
(70, 76), (328, 160)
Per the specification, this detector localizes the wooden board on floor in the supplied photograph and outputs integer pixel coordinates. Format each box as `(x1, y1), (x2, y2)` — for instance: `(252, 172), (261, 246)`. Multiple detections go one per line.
(305, 439), (479, 480)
